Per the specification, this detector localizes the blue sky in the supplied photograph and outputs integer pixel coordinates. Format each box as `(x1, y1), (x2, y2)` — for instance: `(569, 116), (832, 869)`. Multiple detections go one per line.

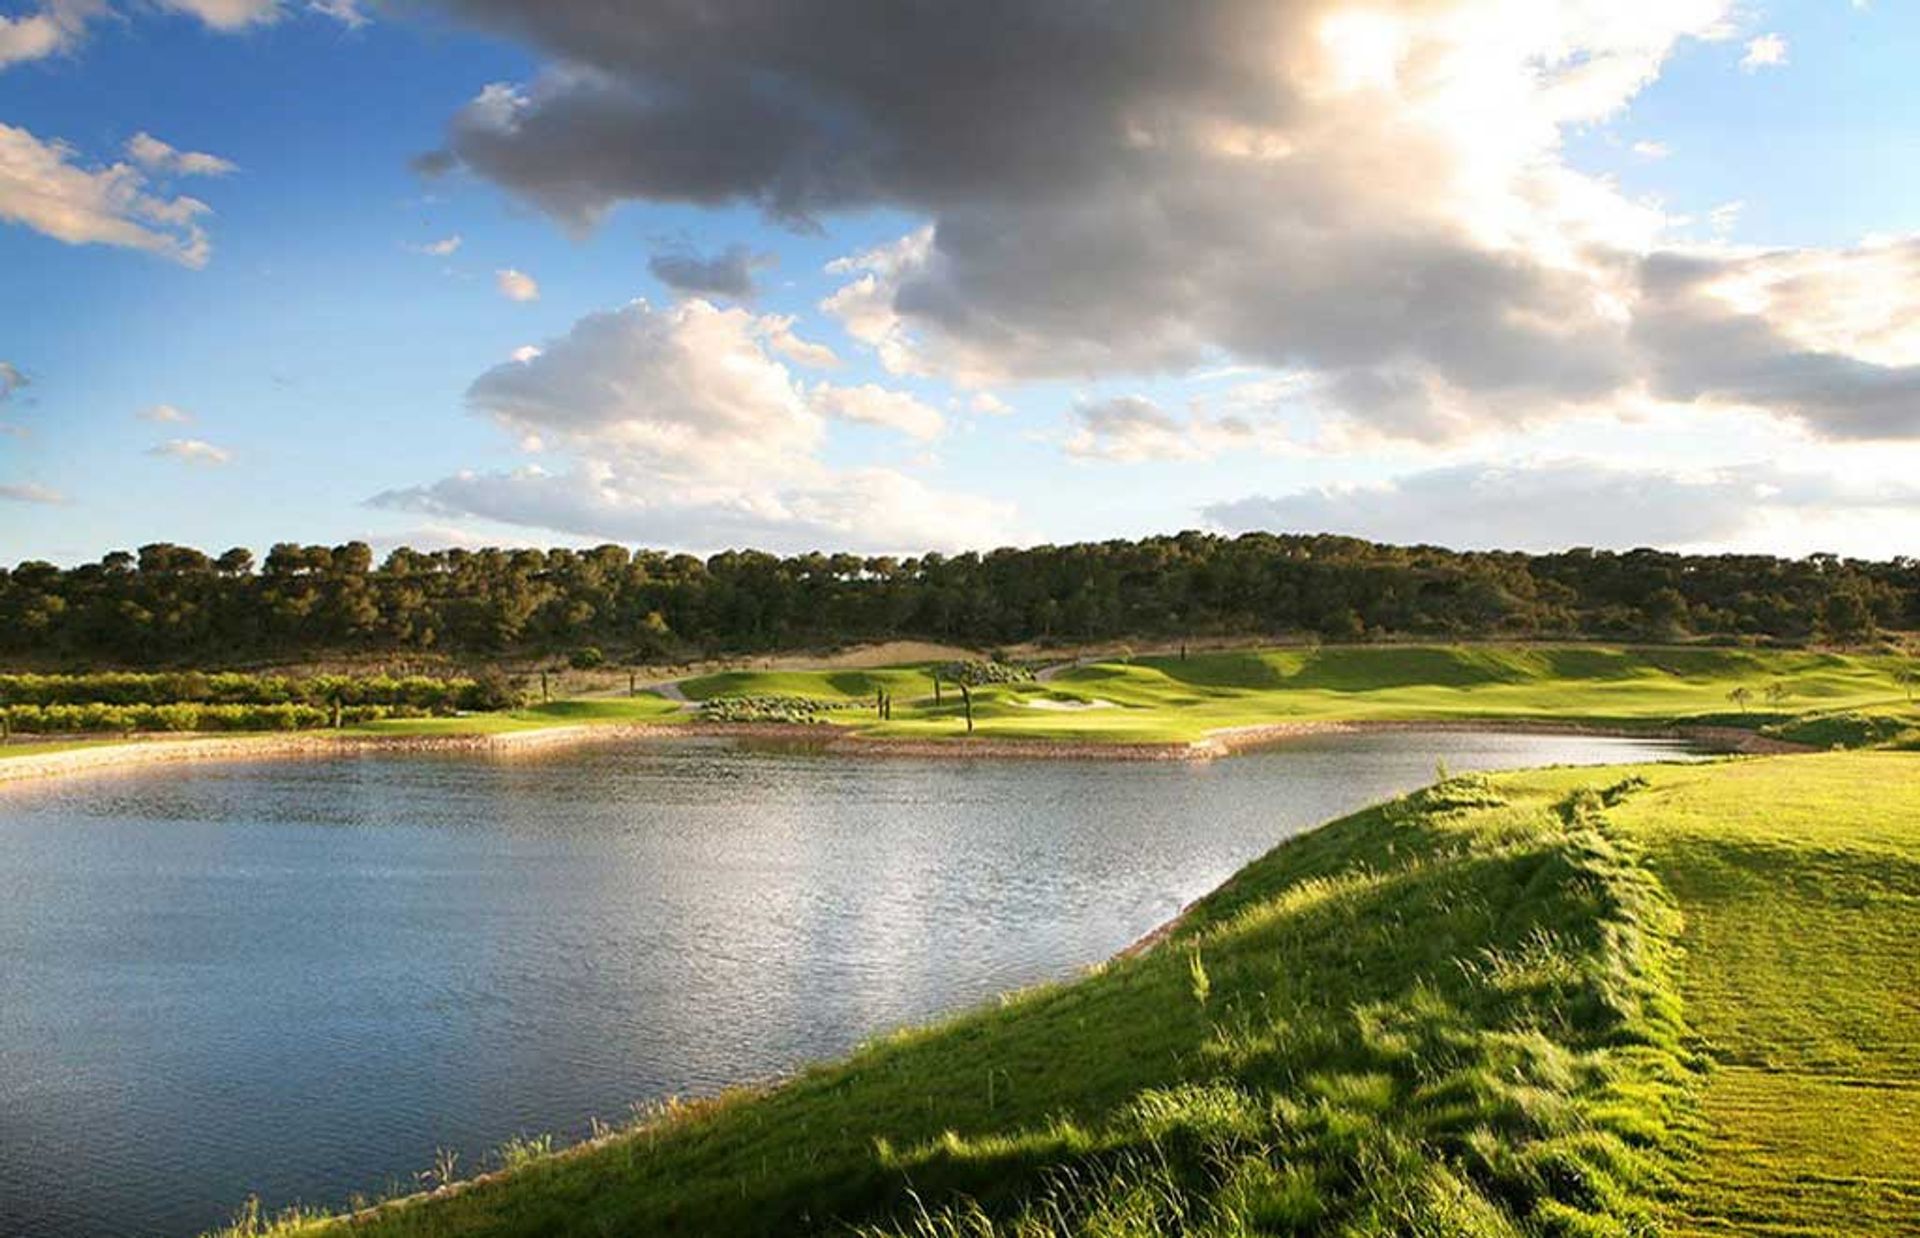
(2, 0), (1917, 564)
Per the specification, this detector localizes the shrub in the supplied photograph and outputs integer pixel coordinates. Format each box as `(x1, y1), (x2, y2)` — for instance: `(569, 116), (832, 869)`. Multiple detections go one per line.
(1761, 711), (1917, 750)
(569, 647), (607, 670)
(937, 659), (1034, 686)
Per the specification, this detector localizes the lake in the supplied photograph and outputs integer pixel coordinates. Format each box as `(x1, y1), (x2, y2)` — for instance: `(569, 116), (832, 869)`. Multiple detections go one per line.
(0, 730), (1699, 1236)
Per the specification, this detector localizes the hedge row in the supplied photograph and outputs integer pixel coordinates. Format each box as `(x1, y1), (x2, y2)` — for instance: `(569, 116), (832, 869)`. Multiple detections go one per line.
(1, 702), (416, 734)
(0, 672), (501, 710)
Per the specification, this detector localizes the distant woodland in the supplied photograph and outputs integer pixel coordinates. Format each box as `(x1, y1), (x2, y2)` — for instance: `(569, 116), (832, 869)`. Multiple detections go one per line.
(1, 533), (1912, 667)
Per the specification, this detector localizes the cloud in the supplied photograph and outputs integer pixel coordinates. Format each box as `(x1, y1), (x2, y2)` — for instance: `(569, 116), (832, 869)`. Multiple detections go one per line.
(159, 0), (280, 29)
(307, 0), (367, 27)
(0, 1), (94, 69)
(409, 233), (463, 256)
(1631, 140), (1671, 159)
(808, 382), (945, 441)
(759, 314), (840, 369)
(1063, 394), (1264, 463)
(1204, 459), (1920, 553)
(408, 1), (1920, 449)
(0, 361), (24, 402)
(1741, 33), (1788, 71)
(1632, 239), (1920, 439)
(648, 242), (772, 299)
(372, 296), (1014, 551)
(148, 437), (232, 465)
(494, 267), (540, 301)
(0, 121), (221, 265)
(138, 402), (192, 423)
(125, 132), (237, 178)
(969, 392), (1012, 415)
(373, 462), (1013, 555)
(0, 481), (64, 504)
(2, 0), (358, 69)
(416, 3), (1705, 410)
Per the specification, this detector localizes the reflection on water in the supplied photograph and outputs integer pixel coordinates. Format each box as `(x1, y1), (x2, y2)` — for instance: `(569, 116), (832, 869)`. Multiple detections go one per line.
(0, 730), (1699, 1236)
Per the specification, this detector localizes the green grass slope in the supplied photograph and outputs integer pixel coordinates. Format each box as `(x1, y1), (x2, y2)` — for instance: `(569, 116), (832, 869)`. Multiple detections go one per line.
(249, 766), (1719, 1237)
(677, 645), (1917, 745)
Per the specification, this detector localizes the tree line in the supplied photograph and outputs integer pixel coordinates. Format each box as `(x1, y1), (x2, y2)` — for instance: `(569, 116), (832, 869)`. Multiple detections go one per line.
(1, 533), (1911, 667)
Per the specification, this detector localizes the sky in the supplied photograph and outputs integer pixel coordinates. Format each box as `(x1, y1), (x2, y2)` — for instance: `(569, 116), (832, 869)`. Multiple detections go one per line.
(1, 0), (1917, 565)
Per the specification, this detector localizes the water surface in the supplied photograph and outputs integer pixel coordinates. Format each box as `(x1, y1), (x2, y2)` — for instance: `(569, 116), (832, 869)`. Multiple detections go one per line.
(0, 730), (1697, 1236)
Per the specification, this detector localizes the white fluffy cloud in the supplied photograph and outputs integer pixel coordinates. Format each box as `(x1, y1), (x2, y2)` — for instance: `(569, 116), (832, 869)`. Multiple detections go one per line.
(148, 437), (232, 465)
(373, 297), (1015, 551)
(0, 122), (228, 265)
(409, 233), (462, 256)
(1205, 459), (1920, 553)
(494, 267), (540, 301)
(139, 403), (192, 423)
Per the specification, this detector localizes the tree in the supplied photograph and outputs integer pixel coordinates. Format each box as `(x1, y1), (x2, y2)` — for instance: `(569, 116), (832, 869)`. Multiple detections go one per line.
(1642, 588), (1691, 641)
(3, 532), (1918, 665)
(1819, 587), (1878, 645)
(1728, 686), (1753, 714)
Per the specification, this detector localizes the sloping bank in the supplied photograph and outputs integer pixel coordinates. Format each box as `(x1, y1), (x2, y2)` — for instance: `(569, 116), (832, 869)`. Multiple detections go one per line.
(232, 763), (1718, 1237)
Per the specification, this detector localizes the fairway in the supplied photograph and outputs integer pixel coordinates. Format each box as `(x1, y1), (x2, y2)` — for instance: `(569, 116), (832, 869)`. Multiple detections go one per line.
(1609, 755), (1920, 1235)
(678, 645), (1919, 745)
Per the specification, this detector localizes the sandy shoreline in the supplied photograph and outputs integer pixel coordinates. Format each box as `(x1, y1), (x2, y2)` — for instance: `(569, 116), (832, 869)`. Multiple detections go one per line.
(0, 714), (1811, 787)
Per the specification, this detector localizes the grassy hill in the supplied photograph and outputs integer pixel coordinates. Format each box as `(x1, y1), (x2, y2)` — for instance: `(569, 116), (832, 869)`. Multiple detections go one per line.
(678, 645), (1918, 745)
(231, 751), (1920, 1237)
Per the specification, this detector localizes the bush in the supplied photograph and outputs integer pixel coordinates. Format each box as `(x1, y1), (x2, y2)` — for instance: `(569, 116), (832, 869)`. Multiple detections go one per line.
(462, 668), (526, 711)
(1, 702), (334, 733)
(937, 659), (1034, 686)
(1760, 711), (1917, 750)
(569, 647), (607, 670)
(0, 672), (483, 712)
